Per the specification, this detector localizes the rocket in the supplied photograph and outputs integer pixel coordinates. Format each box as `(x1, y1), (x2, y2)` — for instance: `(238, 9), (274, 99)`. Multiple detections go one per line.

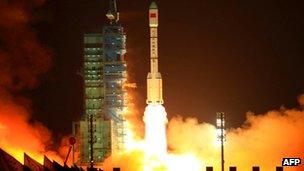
(146, 1), (163, 105)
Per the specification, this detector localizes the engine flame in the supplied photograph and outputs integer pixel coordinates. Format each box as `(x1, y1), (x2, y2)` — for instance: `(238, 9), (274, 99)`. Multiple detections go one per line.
(142, 104), (205, 171)
(143, 104), (168, 159)
(143, 104), (167, 171)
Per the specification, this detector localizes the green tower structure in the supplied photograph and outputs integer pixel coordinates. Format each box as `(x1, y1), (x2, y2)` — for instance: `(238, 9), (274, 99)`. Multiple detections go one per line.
(74, 0), (127, 167)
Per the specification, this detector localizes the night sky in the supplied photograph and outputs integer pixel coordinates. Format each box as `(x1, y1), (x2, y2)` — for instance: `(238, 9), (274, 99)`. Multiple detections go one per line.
(32, 0), (304, 139)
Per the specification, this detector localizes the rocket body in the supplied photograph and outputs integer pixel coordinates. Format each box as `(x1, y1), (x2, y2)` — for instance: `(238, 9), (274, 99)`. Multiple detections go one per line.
(147, 2), (163, 105)
(144, 2), (168, 163)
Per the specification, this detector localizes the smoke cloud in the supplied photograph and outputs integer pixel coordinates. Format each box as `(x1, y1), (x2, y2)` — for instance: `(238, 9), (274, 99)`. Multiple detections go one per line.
(167, 96), (304, 171)
(101, 89), (304, 171)
(0, 0), (62, 164)
(0, 0), (52, 91)
(102, 150), (146, 171)
(2, 1), (303, 170)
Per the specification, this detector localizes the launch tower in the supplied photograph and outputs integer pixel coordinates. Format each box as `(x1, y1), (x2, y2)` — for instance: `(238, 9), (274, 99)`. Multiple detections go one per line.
(75, 0), (127, 167)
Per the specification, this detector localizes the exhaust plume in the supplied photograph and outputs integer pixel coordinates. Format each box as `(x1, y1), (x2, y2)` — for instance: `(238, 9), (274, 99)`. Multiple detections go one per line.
(100, 93), (304, 171)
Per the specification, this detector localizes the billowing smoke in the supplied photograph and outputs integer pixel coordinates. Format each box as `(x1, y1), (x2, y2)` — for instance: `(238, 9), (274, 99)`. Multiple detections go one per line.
(0, 91), (62, 163)
(167, 95), (304, 171)
(0, 0), (52, 90)
(102, 150), (146, 171)
(101, 94), (304, 171)
(0, 0), (62, 163)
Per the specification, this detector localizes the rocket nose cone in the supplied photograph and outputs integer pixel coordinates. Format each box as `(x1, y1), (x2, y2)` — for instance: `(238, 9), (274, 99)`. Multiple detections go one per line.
(150, 1), (158, 9)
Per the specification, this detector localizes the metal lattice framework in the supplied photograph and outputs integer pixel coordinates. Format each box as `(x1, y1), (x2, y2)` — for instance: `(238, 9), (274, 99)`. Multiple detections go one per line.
(103, 24), (127, 153)
(75, 0), (127, 166)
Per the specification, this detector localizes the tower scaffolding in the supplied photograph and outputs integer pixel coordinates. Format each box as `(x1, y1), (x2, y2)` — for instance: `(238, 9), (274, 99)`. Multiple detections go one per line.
(74, 0), (127, 167)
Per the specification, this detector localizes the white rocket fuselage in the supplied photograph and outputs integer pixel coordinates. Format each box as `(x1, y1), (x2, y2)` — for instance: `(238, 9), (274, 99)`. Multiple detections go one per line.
(147, 3), (163, 105)
(144, 2), (168, 161)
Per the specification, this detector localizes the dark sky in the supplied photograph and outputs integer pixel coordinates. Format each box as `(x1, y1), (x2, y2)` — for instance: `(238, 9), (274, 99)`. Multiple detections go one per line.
(32, 0), (304, 138)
